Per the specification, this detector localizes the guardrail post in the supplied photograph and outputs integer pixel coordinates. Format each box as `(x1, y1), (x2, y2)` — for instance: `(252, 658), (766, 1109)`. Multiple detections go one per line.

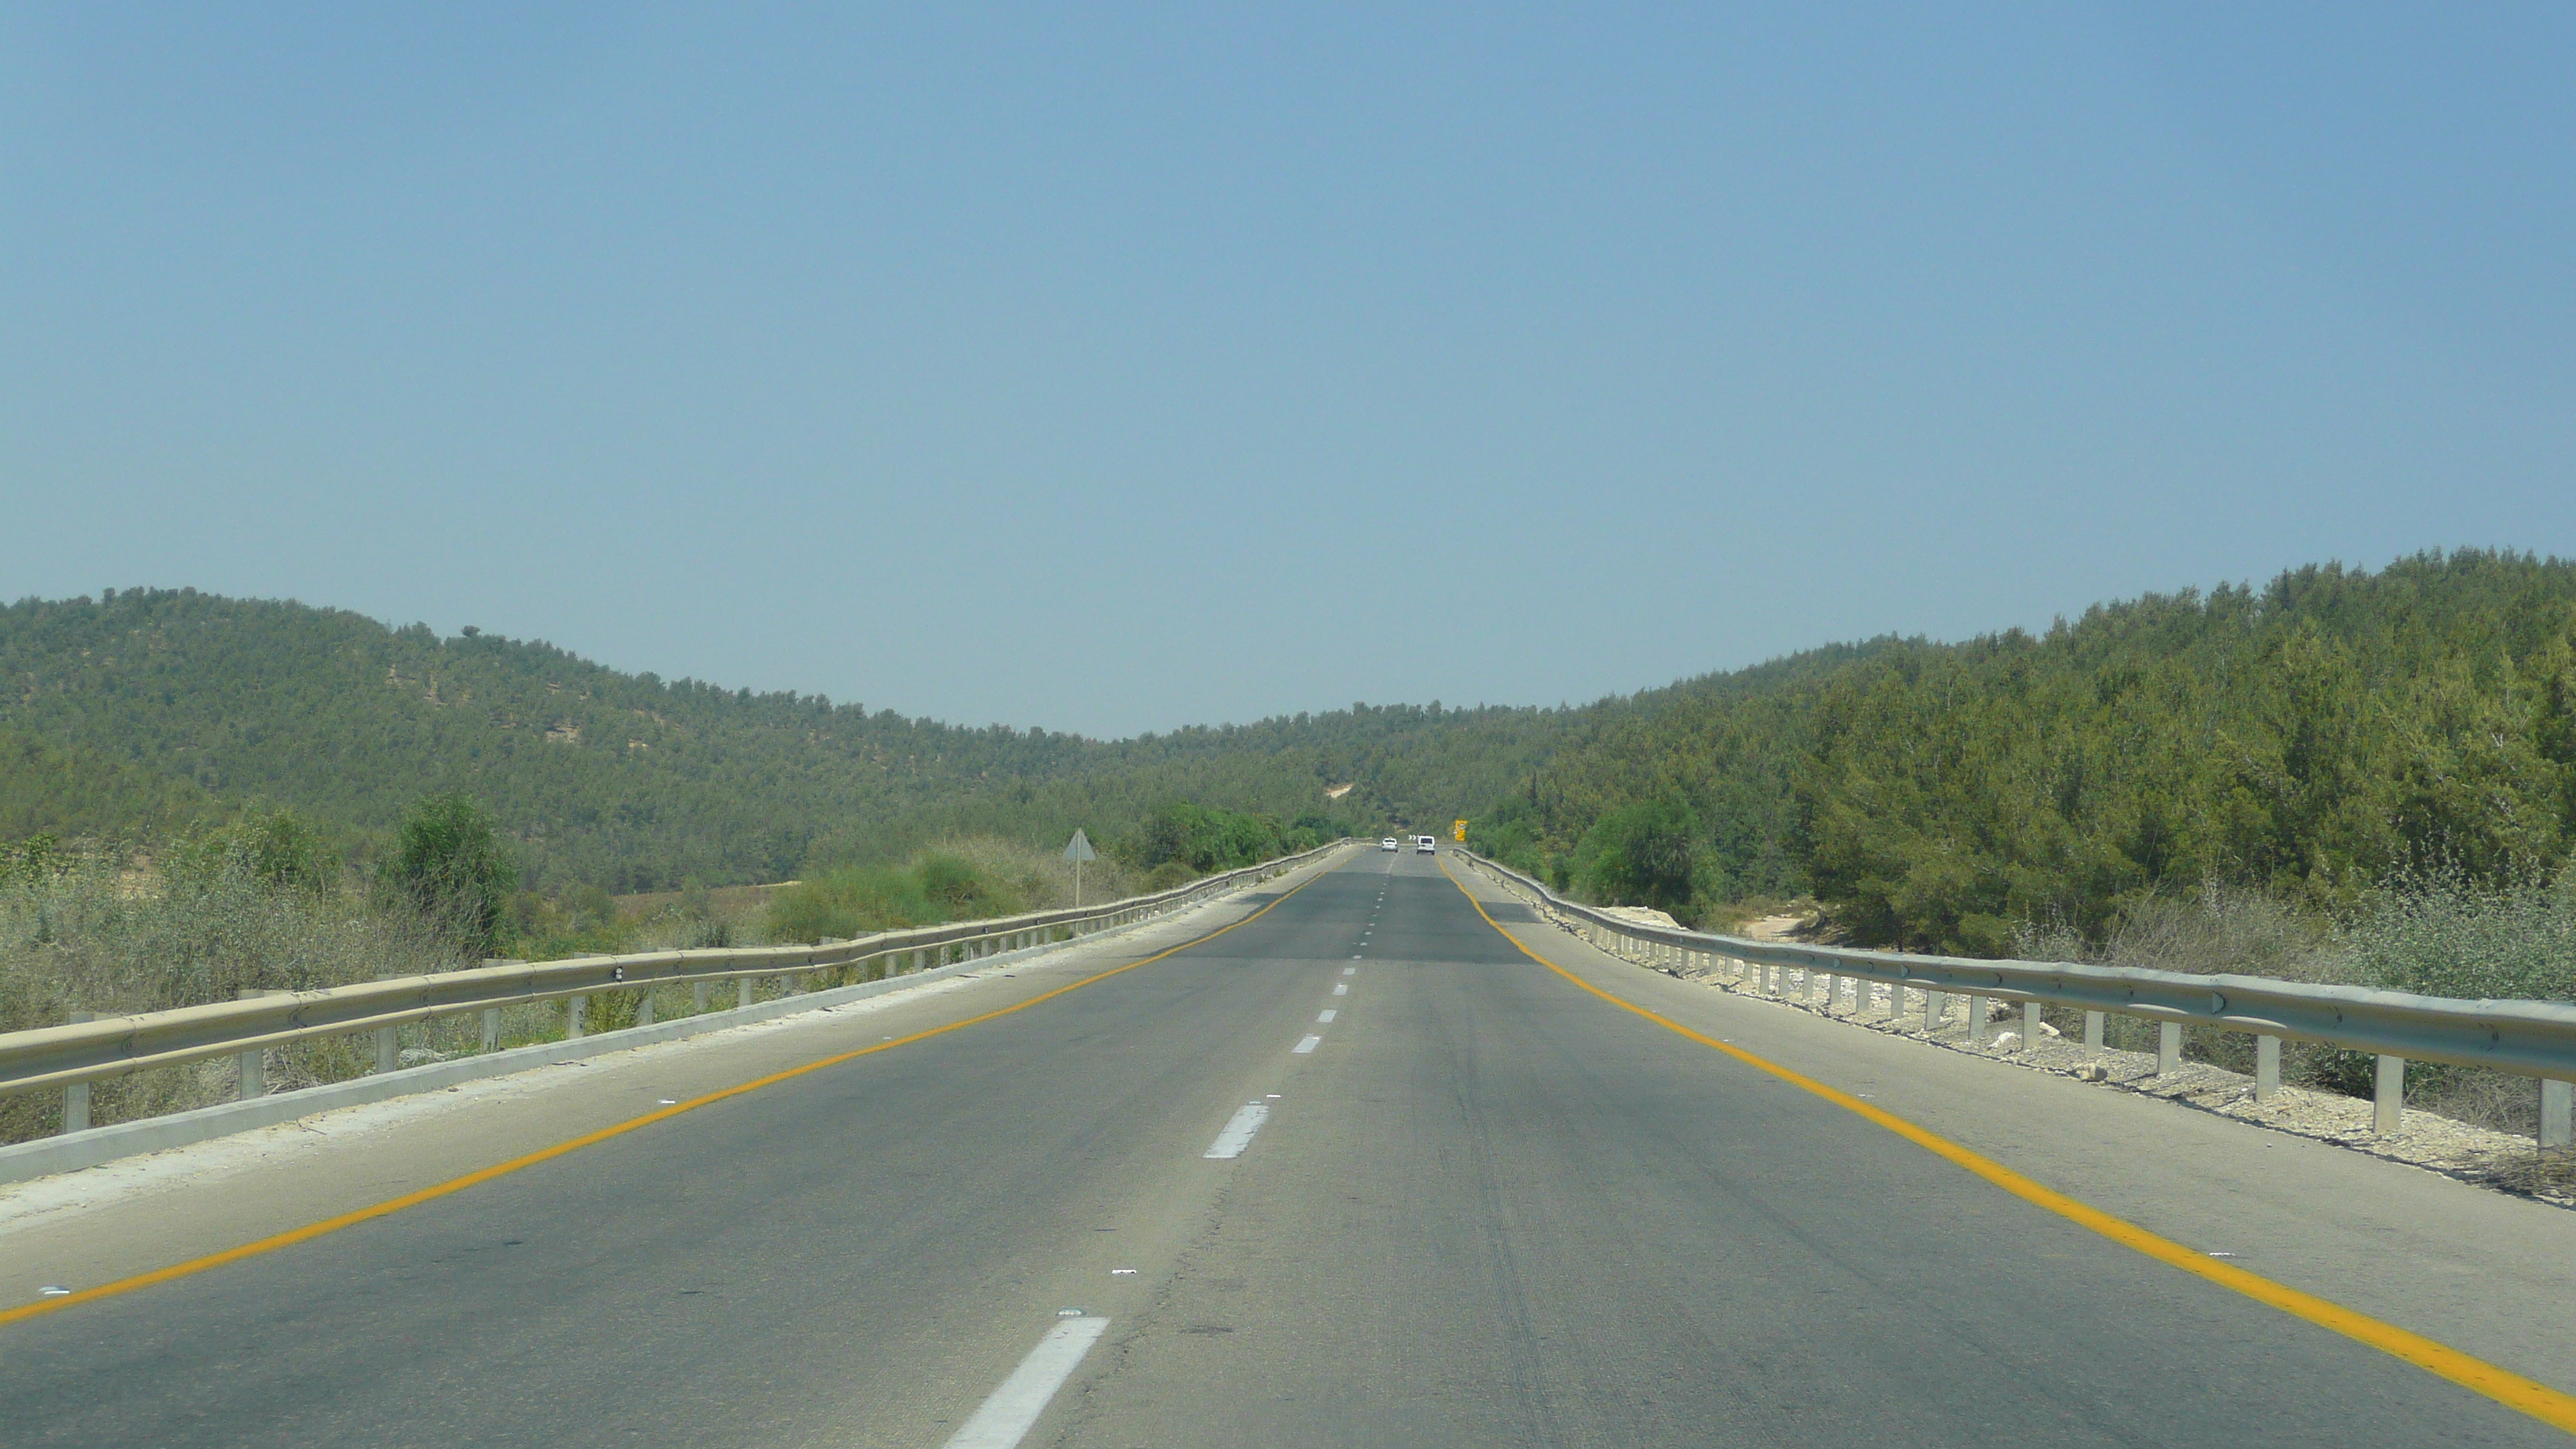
(738, 978), (754, 1009)
(481, 1007), (501, 1052)
(1923, 988), (1946, 1032)
(237, 988), (284, 1099)
(62, 1009), (93, 1133)
(2543, 1080), (2572, 1151)
(1967, 995), (1989, 1045)
(2374, 1056), (2405, 1134)
(2156, 1022), (2180, 1075)
(567, 995), (587, 1040)
(635, 992), (655, 1027)
(694, 981), (709, 1014)
(375, 1025), (398, 1074)
(2084, 1011), (2105, 1050)
(2255, 1036), (2280, 1100)
(2021, 1002), (2042, 1052)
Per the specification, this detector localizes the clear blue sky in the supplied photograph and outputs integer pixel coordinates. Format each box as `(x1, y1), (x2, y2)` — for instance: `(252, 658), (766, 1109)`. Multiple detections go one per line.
(5, 5), (2570, 737)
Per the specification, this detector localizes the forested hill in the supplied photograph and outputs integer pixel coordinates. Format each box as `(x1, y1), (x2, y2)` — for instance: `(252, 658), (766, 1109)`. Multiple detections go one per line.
(1488, 549), (2576, 954)
(11, 551), (2572, 944)
(0, 589), (1581, 887)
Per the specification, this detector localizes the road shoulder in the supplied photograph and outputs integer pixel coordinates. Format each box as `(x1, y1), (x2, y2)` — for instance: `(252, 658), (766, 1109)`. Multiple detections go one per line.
(1439, 858), (2576, 1397)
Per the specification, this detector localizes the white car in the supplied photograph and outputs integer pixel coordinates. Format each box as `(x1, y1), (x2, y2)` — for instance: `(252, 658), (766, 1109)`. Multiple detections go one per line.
(1381, 838), (1399, 851)
(1416, 835), (1437, 854)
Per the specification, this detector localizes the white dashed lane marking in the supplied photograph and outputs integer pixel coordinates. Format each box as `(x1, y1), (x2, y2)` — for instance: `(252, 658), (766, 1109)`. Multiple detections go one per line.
(1202, 1101), (1270, 1160)
(1317, 1009), (1336, 1023)
(1332, 984), (1348, 995)
(1293, 1034), (1322, 1054)
(943, 1316), (1111, 1449)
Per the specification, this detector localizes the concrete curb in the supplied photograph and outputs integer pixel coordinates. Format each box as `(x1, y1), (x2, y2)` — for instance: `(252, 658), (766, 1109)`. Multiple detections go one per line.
(0, 881), (1264, 1187)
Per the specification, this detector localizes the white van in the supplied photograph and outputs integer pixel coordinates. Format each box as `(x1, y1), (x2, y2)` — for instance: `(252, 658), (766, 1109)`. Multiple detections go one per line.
(1415, 835), (1437, 854)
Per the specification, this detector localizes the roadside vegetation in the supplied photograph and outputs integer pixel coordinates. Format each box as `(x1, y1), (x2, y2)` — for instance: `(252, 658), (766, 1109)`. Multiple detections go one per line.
(768, 837), (1136, 943)
(14, 548), (2576, 1133)
(0, 789), (1327, 1142)
(2000, 869), (2576, 1136)
(0, 818), (463, 1142)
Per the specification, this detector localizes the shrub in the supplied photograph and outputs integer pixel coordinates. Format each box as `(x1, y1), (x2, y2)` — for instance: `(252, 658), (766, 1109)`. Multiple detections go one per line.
(766, 845), (1035, 944)
(381, 793), (518, 955)
(1118, 803), (1286, 874)
(2342, 865), (2576, 1003)
(0, 843), (460, 1143)
(1570, 797), (1704, 916)
(172, 809), (335, 892)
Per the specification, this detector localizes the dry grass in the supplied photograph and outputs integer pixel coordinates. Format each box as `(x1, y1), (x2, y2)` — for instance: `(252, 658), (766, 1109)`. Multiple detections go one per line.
(0, 849), (467, 1142)
(0, 836), (1145, 1145)
(2017, 879), (2575, 1136)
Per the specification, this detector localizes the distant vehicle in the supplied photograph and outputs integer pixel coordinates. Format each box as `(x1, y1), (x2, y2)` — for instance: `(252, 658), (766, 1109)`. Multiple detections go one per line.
(1415, 835), (1437, 853)
(1381, 838), (1399, 851)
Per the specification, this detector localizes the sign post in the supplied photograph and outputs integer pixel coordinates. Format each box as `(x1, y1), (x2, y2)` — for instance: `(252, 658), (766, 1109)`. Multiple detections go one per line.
(1063, 828), (1097, 906)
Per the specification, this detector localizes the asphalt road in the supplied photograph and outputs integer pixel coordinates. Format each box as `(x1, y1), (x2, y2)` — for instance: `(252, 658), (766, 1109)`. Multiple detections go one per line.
(3, 850), (2567, 1447)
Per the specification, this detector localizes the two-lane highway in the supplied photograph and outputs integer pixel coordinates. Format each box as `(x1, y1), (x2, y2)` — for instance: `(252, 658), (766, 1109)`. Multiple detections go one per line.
(3, 850), (2567, 1446)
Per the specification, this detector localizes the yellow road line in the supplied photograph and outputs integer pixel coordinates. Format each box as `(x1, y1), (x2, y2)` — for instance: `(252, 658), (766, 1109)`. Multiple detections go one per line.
(1440, 858), (2576, 1437)
(0, 859), (1341, 1329)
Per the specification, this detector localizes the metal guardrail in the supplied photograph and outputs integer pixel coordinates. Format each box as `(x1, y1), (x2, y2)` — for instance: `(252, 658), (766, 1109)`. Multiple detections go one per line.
(2, 841), (1357, 1121)
(1456, 850), (2576, 1148)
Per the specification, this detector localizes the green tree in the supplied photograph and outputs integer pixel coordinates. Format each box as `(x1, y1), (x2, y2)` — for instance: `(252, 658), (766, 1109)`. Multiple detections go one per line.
(383, 792), (518, 954)
(1571, 797), (1704, 916)
(178, 808), (334, 892)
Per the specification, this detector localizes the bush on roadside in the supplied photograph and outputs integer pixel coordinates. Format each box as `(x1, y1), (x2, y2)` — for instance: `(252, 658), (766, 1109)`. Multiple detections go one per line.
(170, 809), (336, 893)
(768, 842), (1082, 944)
(0, 840), (461, 1143)
(2341, 865), (2576, 1004)
(1118, 802), (1287, 875)
(380, 793), (518, 956)
(1569, 797), (1706, 919)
